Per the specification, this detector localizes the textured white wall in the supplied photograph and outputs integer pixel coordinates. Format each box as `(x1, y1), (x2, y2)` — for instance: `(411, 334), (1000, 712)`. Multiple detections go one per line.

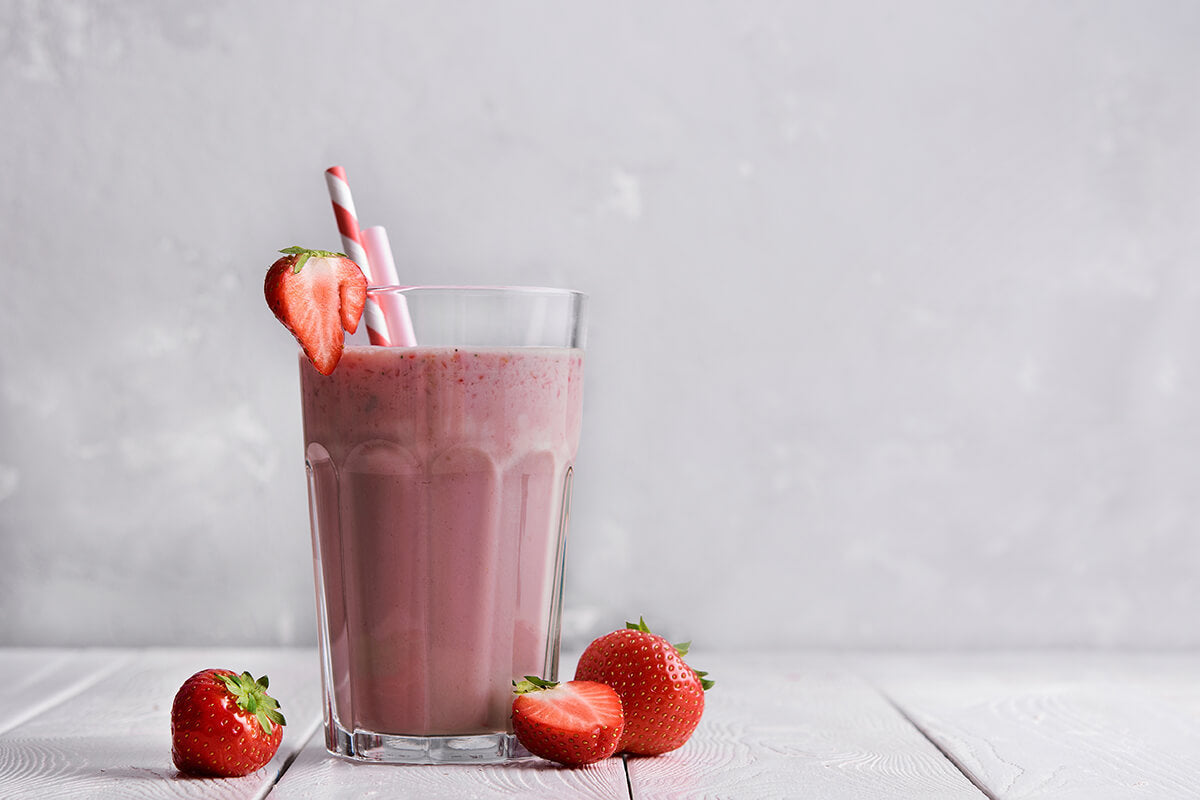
(2, 1), (1199, 649)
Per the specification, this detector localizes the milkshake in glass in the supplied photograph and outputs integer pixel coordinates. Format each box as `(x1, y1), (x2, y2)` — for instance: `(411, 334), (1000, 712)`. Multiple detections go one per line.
(300, 287), (586, 763)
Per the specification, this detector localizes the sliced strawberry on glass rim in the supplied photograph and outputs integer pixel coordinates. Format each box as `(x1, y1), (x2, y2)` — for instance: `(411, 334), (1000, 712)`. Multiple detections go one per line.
(264, 246), (367, 375)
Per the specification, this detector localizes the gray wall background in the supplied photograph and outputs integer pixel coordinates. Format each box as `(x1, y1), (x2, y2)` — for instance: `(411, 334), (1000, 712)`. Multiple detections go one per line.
(3, 1), (1199, 650)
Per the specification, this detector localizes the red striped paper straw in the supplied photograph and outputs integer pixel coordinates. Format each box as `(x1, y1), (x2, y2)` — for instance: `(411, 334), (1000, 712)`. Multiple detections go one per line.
(324, 166), (392, 346)
(362, 226), (417, 346)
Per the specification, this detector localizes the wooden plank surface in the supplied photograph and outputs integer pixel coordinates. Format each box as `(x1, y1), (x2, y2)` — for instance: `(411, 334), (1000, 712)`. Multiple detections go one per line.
(624, 652), (985, 800)
(0, 648), (132, 737)
(0, 647), (322, 800)
(4, 649), (1200, 799)
(868, 652), (1200, 800)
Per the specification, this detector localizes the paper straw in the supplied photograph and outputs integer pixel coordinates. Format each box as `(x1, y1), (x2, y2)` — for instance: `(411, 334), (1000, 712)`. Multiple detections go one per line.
(362, 226), (418, 346)
(324, 166), (392, 346)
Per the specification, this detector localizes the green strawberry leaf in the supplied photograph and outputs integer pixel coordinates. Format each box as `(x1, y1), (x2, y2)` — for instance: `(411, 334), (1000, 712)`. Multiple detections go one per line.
(279, 246), (347, 274)
(216, 671), (286, 734)
(512, 675), (559, 694)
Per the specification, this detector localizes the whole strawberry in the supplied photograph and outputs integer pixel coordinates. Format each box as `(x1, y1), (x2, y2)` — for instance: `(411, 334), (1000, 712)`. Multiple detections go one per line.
(171, 669), (286, 777)
(511, 676), (624, 766)
(264, 246), (367, 375)
(575, 618), (713, 756)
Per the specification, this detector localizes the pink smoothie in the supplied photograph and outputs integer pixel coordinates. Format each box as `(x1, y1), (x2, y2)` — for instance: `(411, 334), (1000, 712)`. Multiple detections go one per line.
(300, 345), (584, 737)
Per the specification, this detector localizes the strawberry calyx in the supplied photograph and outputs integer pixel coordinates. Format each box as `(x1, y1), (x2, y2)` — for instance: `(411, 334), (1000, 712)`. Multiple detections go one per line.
(278, 245), (347, 274)
(625, 617), (715, 690)
(513, 675), (559, 694)
(215, 671), (287, 735)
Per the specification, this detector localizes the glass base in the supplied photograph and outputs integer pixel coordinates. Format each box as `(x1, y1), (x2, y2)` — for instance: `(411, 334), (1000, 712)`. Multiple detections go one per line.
(326, 721), (534, 764)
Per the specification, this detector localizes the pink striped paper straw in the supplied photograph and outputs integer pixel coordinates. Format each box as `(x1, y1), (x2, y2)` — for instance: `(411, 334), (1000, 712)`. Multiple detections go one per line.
(362, 226), (417, 346)
(324, 166), (392, 346)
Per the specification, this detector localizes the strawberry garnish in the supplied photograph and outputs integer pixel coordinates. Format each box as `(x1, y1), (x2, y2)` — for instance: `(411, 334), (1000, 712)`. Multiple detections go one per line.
(511, 676), (624, 766)
(574, 618), (713, 756)
(170, 668), (287, 777)
(264, 246), (367, 375)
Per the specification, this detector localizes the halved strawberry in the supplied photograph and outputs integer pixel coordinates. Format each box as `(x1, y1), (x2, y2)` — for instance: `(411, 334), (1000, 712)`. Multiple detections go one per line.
(511, 677), (624, 766)
(264, 246), (367, 375)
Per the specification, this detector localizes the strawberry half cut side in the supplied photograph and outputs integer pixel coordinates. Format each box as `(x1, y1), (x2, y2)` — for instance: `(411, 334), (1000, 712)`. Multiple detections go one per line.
(511, 677), (625, 766)
(264, 246), (367, 375)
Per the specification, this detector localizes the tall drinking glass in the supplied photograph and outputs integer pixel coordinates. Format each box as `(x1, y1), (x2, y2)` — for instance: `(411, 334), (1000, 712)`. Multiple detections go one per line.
(299, 286), (587, 763)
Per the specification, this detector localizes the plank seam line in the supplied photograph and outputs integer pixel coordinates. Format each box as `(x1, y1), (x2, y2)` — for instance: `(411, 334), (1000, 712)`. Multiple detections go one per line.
(880, 692), (998, 800)
(0, 651), (134, 738)
(622, 753), (635, 800)
(258, 714), (323, 799)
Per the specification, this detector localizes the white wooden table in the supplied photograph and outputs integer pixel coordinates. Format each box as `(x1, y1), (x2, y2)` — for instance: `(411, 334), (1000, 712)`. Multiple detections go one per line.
(2, 648), (1199, 798)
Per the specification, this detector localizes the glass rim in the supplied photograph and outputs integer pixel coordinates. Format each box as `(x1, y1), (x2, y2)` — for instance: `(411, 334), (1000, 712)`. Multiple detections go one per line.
(367, 284), (587, 300)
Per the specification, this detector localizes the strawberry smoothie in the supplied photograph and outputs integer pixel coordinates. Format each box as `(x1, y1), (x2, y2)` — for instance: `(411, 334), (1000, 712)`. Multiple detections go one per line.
(300, 344), (584, 748)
